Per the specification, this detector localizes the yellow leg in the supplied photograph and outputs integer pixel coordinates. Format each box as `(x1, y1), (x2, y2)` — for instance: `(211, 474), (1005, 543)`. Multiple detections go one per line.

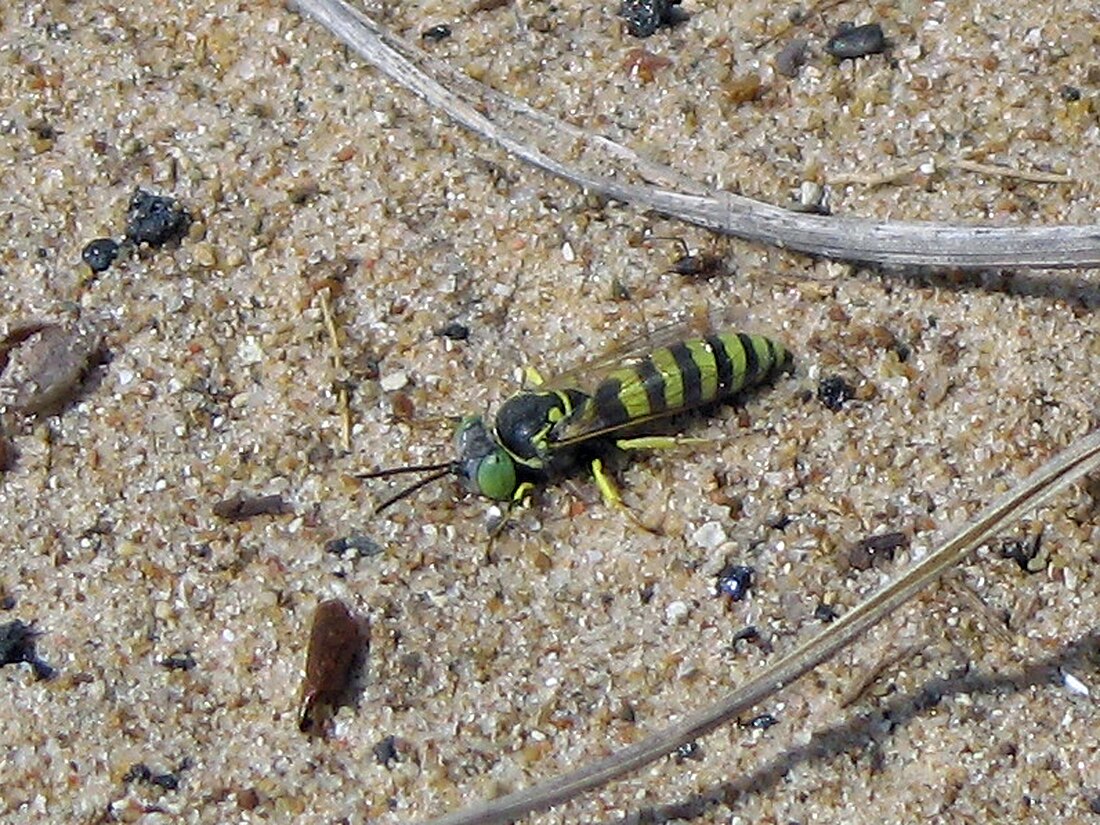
(614, 435), (707, 451)
(523, 366), (546, 387)
(590, 457), (661, 535)
(591, 457), (624, 508)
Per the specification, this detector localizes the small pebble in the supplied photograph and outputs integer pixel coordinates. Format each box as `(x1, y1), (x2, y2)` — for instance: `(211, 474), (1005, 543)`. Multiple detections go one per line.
(299, 599), (369, 735)
(618, 0), (685, 38)
(1000, 532), (1048, 573)
(380, 371), (409, 392)
(775, 38), (809, 77)
(437, 321), (470, 340)
(716, 564), (754, 601)
(0, 322), (104, 416)
(848, 531), (908, 571)
(160, 651), (197, 671)
(691, 520), (727, 550)
(825, 23), (887, 60)
(324, 534), (383, 559)
(673, 741), (703, 762)
(747, 712), (779, 730)
(665, 600), (690, 624)
(817, 375), (855, 411)
(212, 493), (289, 521)
(421, 24), (452, 41)
(373, 734), (402, 767)
(125, 188), (191, 247)
(0, 619), (53, 679)
(81, 238), (119, 273)
(1062, 669), (1089, 697)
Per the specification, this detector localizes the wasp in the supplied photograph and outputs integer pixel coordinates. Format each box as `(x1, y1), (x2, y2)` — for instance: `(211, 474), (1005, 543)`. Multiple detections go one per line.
(362, 314), (791, 519)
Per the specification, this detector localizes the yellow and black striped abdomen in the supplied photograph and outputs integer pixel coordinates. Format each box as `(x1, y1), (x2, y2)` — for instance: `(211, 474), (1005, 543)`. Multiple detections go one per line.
(591, 332), (788, 427)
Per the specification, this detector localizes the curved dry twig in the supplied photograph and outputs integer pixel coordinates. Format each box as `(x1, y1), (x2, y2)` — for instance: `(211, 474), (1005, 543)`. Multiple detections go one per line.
(420, 424), (1100, 825)
(291, 0), (1100, 270)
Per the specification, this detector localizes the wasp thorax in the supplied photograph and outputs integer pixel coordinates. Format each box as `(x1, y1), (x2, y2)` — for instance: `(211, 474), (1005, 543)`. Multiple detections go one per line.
(453, 416), (517, 501)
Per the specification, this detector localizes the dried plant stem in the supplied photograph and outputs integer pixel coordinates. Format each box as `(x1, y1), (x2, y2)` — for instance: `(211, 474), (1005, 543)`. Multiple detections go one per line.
(421, 425), (1100, 825)
(291, 0), (1100, 269)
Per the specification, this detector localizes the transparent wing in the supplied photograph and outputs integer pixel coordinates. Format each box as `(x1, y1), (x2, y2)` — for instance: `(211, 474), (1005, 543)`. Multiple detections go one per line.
(538, 305), (788, 448)
(535, 305), (760, 395)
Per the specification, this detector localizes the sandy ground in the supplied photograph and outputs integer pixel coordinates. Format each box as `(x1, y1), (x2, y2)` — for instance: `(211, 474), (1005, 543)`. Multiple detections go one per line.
(0, 1), (1098, 823)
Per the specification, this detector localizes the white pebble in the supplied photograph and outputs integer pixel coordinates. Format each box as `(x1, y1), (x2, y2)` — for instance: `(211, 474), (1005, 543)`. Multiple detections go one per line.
(691, 520), (727, 550)
(380, 371), (409, 391)
(665, 600), (690, 624)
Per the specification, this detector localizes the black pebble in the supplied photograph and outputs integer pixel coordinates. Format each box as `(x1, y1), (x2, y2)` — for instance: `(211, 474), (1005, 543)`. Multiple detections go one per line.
(619, 0), (685, 38)
(747, 712), (779, 729)
(673, 741), (703, 762)
(716, 564), (754, 601)
(817, 375), (855, 411)
(373, 735), (401, 767)
(814, 601), (839, 623)
(825, 23), (886, 60)
(422, 24), (452, 41)
(81, 238), (119, 273)
(125, 189), (191, 247)
(160, 651), (197, 671)
(0, 620), (53, 679)
(324, 534), (383, 559)
(437, 321), (470, 341)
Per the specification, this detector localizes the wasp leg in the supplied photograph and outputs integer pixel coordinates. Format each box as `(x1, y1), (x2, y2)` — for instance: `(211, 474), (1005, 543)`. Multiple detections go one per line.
(613, 435), (708, 451)
(523, 366), (547, 387)
(486, 481), (537, 544)
(590, 457), (662, 535)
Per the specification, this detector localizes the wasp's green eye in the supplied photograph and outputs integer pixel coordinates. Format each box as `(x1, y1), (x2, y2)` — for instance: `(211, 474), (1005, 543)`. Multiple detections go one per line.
(454, 415), (518, 500)
(474, 450), (517, 501)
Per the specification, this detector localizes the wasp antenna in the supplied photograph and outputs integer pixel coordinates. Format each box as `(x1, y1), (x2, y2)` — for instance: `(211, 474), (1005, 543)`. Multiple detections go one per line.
(357, 460), (452, 480)
(374, 468), (452, 514)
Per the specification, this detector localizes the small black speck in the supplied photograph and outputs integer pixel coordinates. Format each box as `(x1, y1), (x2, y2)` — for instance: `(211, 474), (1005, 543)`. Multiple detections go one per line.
(767, 513), (791, 530)
(747, 712), (779, 730)
(123, 763), (152, 783)
(639, 583), (656, 604)
(81, 238), (120, 273)
(437, 321), (470, 340)
(160, 651), (197, 671)
(825, 22), (887, 60)
(618, 0), (685, 38)
(1000, 532), (1047, 573)
(373, 735), (401, 767)
(422, 24), (452, 41)
(124, 762), (180, 791)
(36, 247), (49, 259)
(732, 625), (758, 644)
(151, 772), (180, 791)
(814, 602), (839, 623)
(673, 741), (703, 762)
(1060, 85), (1082, 102)
(125, 188), (191, 247)
(716, 564), (754, 601)
(0, 619), (53, 679)
(324, 534), (383, 559)
(817, 375), (855, 411)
